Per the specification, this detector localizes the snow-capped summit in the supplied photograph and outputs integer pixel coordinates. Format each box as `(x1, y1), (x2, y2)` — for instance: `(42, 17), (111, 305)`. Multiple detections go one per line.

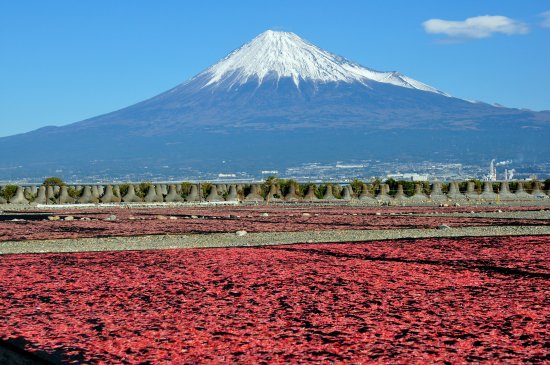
(198, 30), (448, 96)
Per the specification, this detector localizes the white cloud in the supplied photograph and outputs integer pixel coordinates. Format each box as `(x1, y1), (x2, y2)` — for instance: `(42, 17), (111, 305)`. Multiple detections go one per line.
(423, 15), (529, 40)
(540, 11), (550, 28)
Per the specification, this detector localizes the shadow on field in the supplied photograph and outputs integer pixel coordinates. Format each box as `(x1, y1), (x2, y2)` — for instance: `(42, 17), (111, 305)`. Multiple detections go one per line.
(268, 247), (550, 279)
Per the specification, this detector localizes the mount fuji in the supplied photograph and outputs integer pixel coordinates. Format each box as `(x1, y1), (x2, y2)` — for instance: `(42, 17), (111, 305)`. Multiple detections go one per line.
(1, 30), (549, 179)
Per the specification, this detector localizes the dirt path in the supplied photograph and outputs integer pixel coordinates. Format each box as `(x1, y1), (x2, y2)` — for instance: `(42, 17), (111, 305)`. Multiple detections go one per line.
(1, 225), (549, 254)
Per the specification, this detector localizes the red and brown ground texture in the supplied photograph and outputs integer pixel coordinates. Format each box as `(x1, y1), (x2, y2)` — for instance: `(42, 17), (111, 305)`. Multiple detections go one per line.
(1, 205), (548, 241)
(0, 235), (548, 364)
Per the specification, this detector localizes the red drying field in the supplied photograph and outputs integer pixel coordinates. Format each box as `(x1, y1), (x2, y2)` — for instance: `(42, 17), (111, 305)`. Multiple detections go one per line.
(1, 206), (547, 241)
(0, 236), (548, 364)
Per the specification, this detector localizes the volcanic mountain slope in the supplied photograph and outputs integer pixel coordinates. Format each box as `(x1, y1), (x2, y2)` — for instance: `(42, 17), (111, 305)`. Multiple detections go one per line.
(71, 30), (544, 132)
(1, 30), (548, 177)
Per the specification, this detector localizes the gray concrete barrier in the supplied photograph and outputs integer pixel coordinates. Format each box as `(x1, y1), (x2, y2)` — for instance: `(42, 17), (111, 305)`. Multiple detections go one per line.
(323, 184), (338, 201)
(165, 184), (184, 202)
(1, 181), (548, 206)
(245, 184), (264, 202)
(206, 185), (224, 202)
(122, 185), (142, 203)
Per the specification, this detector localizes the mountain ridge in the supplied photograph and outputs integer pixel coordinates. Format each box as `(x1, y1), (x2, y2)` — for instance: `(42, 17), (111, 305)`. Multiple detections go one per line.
(0, 30), (548, 179)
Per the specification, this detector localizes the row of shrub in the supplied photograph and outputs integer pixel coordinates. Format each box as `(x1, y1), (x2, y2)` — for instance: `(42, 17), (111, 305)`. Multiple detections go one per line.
(254, 178), (550, 199)
(1, 177), (549, 201)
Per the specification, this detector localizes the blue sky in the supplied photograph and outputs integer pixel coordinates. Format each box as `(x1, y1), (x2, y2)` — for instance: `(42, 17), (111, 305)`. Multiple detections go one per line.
(1, 0), (549, 137)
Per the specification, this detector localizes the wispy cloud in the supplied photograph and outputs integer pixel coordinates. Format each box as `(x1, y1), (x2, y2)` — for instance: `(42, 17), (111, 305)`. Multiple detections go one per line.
(540, 11), (550, 28)
(423, 15), (529, 41)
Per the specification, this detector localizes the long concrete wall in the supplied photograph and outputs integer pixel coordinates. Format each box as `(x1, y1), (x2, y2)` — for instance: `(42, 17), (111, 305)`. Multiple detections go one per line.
(0, 181), (548, 206)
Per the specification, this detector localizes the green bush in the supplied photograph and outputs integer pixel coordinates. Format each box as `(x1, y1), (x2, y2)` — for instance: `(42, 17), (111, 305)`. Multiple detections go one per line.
(199, 182), (212, 199)
(278, 179), (302, 197)
(470, 179), (482, 193)
(277, 179), (291, 196)
(523, 180), (537, 193)
(119, 184), (130, 198)
(402, 182), (416, 197)
(299, 183), (312, 197)
(385, 178), (397, 195)
(384, 179), (429, 196)
(385, 179), (411, 196)
(350, 179), (364, 195)
(300, 183), (318, 197)
(360, 183), (375, 196)
(329, 184), (342, 199)
(43, 177), (64, 186)
(370, 179), (383, 195)
(242, 184), (253, 197)
(68, 186), (81, 199)
(316, 184), (328, 199)
(137, 182), (152, 198)
(261, 176), (278, 198)
(1, 184), (18, 200)
(24, 188), (35, 201)
(180, 182), (193, 198)
(237, 185), (246, 200)
(421, 181), (431, 195)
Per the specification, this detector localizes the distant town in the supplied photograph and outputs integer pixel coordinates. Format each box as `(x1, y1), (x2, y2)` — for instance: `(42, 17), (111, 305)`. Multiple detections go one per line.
(3, 159), (548, 185)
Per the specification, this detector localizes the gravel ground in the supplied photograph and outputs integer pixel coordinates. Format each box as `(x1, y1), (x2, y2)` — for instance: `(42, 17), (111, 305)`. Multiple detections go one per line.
(415, 210), (550, 220)
(1, 225), (549, 255)
(1, 205), (548, 242)
(1, 198), (549, 212)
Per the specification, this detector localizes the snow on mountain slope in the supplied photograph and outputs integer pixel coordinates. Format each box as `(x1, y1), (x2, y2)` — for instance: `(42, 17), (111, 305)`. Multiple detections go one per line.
(198, 30), (449, 96)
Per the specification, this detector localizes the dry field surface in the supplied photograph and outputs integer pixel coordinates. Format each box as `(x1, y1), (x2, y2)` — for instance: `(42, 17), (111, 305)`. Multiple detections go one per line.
(0, 205), (548, 364)
(1, 205), (548, 242)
